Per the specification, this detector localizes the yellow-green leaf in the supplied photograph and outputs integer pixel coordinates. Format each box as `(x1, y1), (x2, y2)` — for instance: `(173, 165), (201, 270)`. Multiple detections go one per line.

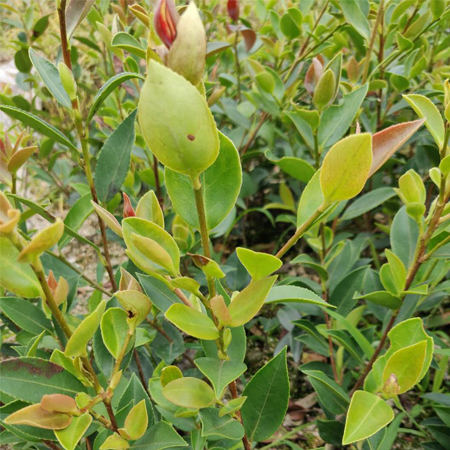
(4, 404), (72, 430)
(236, 248), (282, 281)
(55, 413), (92, 450)
(162, 377), (216, 409)
(124, 400), (147, 440)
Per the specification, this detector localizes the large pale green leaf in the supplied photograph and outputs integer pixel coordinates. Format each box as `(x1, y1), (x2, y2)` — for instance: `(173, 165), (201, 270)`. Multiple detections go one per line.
(0, 106), (77, 151)
(381, 341), (427, 396)
(163, 377), (216, 409)
(195, 357), (247, 397)
(86, 72), (144, 122)
(29, 48), (71, 108)
(95, 109), (137, 203)
(0, 238), (42, 298)
(241, 347), (289, 442)
(165, 132), (242, 230)
(228, 276), (277, 327)
(165, 304), (219, 340)
(0, 358), (86, 403)
(65, 300), (106, 357)
(318, 84), (368, 148)
(403, 94), (445, 148)
(320, 133), (372, 203)
(343, 391), (394, 445)
(0, 297), (52, 334)
(236, 247), (282, 281)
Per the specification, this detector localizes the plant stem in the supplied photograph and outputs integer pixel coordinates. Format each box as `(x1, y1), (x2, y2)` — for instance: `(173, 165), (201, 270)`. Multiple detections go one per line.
(259, 423), (312, 450)
(229, 380), (251, 450)
(362, 0), (384, 84)
(276, 204), (326, 258)
(233, 31), (241, 101)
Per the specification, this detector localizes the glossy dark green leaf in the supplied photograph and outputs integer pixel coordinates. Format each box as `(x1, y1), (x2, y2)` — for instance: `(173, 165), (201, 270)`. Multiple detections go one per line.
(138, 274), (183, 313)
(112, 32), (146, 59)
(200, 408), (245, 440)
(95, 109), (137, 203)
(129, 421), (187, 450)
(241, 347), (289, 442)
(0, 106), (77, 150)
(29, 48), (71, 108)
(0, 358), (86, 403)
(341, 188), (396, 220)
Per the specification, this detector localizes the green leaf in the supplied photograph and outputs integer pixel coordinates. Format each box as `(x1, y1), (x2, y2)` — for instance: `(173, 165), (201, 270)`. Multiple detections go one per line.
(339, 0), (370, 39)
(136, 191), (164, 228)
(112, 32), (146, 59)
(381, 341), (427, 396)
(65, 300), (106, 357)
(28, 48), (71, 108)
(115, 290), (152, 328)
(343, 391), (394, 445)
(403, 94), (445, 149)
(195, 357), (247, 397)
(236, 247), (282, 281)
(353, 291), (402, 310)
(0, 238), (42, 298)
(297, 170), (324, 228)
(129, 421), (187, 450)
(86, 72), (144, 122)
(265, 151), (315, 183)
(100, 308), (130, 359)
(320, 133), (372, 203)
(95, 109), (137, 203)
(163, 377), (216, 409)
(165, 132), (242, 230)
(165, 304), (219, 340)
(123, 217), (180, 276)
(219, 397), (247, 417)
(0, 297), (52, 334)
(55, 413), (92, 450)
(124, 400), (147, 440)
(4, 404), (71, 430)
(302, 370), (349, 414)
(139, 61), (219, 179)
(66, 0), (95, 38)
(138, 275), (183, 313)
(0, 106), (77, 151)
(59, 194), (93, 249)
(200, 408), (245, 440)
(100, 433), (129, 450)
(265, 285), (331, 307)
(391, 206), (419, 268)
(341, 188), (396, 220)
(228, 276), (277, 327)
(241, 347), (289, 442)
(318, 84), (368, 148)
(0, 357), (86, 403)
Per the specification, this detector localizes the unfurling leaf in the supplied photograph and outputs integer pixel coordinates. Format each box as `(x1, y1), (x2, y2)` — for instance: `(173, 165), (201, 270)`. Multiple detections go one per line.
(91, 201), (123, 238)
(5, 404), (72, 430)
(0, 191), (21, 235)
(136, 190), (164, 228)
(40, 394), (79, 415)
(65, 300), (106, 357)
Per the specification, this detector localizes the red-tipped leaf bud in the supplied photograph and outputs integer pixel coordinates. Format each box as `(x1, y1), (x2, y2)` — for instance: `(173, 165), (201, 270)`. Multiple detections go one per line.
(227, 0), (239, 22)
(123, 193), (136, 218)
(154, 0), (179, 49)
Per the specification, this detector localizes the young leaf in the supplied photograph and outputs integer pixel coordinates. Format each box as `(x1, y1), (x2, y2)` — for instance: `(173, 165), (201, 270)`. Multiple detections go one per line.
(136, 190), (164, 228)
(236, 247), (282, 281)
(65, 300), (106, 357)
(100, 434), (129, 450)
(219, 397), (247, 417)
(95, 109), (137, 203)
(165, 304), (219, 340)
(403, 94), (445, 149)
(124, 400), (147, 440)
(227, 275), (277, 327)
(297, 170), (324, 228)
(195, 357), (247, 397)
(320, 133), (372, 203)
(115, 290), (152, 328)
(40, 394), (78, 414)
(28, 48), (71, 109)
(162, 377), (216, 409)
(4, 404), (72, 430)
(0, 238), (43, 298)
(55, 413), (92, 450)
(241, 347), (289, 442)
(343, 391), (394, 445)
(161, 366), (183, 387)
(100, 308), (130, 359)
(130, 422), (187, 449)
(265, 285), (330, 307)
